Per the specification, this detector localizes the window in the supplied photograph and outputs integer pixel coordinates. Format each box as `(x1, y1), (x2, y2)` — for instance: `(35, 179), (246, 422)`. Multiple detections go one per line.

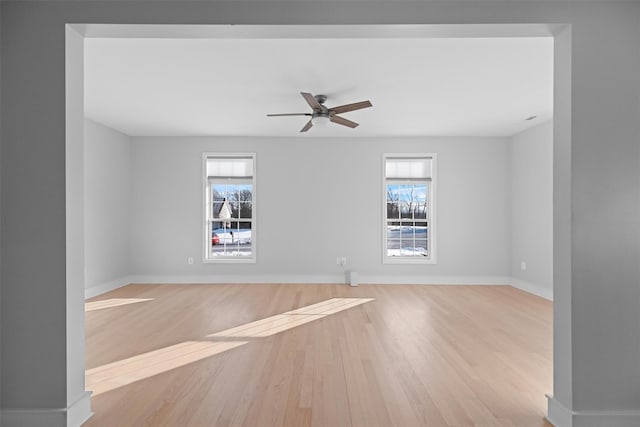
(204, 154), (256, 262)
(383, 154), (436, 263)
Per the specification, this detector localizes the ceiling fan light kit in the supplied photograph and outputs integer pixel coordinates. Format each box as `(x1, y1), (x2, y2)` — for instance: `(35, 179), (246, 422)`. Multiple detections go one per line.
(311, 115), (330, 128)
(267, 92), (373, 133)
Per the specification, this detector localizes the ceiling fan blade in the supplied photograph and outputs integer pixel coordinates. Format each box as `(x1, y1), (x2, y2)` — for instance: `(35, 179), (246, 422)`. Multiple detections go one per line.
(300, 119), (313, 132)
(301, 92), (322, 111)
(267, 113), (312, 117)
(329, 100), (372, 115)
(330, 115), (359, 128)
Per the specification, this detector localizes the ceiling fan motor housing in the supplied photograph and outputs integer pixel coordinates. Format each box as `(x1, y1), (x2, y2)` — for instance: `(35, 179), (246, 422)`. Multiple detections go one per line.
(314, 94), (327, 104)
(313, 94), (330, 118)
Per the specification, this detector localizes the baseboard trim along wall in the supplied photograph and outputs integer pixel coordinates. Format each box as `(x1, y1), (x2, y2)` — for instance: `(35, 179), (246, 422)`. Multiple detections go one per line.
(67, 391), (93, 427)
(128, 274), (350, 286)
(0, 391), (92, 427)
(85, 276), (133, 299)
(126, 274), (513, 286)
(547, 394), (573, 427)
(361, 275), (513, 285)
(547, 395), (640, 427)
(509, 278), (553, 300)
(85, 275), (553, 300)
(0, 408), (66, 427)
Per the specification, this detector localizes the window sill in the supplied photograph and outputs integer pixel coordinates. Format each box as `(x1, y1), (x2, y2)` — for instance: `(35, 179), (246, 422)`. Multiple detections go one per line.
(203, 257), (256, 264)
(383, 257), (436, 265)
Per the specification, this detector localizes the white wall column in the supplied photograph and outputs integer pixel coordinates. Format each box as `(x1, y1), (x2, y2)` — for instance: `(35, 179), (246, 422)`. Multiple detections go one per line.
(547, 23), (574, 426)
(65, 26), (93, 426)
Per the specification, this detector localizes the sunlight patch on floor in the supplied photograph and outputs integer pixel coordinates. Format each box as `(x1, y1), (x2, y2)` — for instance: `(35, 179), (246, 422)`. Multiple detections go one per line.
(85, 298), (154, 312)
(86, 297), (374, 395)
(209, 298), (374, 338)
(87, 340), (248, 395)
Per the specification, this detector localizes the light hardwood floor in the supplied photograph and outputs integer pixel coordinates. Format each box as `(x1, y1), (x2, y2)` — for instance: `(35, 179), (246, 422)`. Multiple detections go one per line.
(85, 284), (553, 427)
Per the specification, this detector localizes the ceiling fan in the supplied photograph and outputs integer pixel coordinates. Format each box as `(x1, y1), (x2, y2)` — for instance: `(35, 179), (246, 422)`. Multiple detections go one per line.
(267, 92), (373, 132)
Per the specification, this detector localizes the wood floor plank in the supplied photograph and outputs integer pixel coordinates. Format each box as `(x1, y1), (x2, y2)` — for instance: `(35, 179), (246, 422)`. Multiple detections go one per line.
(84, 284), (553, 427)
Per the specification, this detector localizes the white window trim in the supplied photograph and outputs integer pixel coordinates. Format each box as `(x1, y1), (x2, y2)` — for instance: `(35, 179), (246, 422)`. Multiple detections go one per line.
(202, 152), (257, 263)
(382, 153), (437, 265)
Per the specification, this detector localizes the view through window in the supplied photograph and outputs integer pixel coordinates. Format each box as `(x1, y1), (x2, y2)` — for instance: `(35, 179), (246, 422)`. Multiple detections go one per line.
(384, 154), (435, 262)
(204, 154), (255, 261)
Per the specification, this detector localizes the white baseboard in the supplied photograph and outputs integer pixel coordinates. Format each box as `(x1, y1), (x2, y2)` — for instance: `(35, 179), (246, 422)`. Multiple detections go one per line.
(547, 395), (640, 427)
(67, 391), (93, 427)
(360, 275), (512, 285)
(510, 277), (553, 300)
(127, 274), (346, 285)
(85, 276), (132, 299)
(0, 391), (92, 427)
(127, 274), (513, 286)
(547, 394), (573, 427)
(88, 275), (552, 303)
(0, 409), (66, 427)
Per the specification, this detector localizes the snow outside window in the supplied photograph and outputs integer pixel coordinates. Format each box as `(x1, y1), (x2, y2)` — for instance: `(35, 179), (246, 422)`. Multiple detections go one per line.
(383, 154), (436, 264)
(204, 154), (256, 262)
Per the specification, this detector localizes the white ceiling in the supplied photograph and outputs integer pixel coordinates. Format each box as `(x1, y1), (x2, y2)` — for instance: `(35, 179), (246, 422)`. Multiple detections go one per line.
(85, 35), (553, 137)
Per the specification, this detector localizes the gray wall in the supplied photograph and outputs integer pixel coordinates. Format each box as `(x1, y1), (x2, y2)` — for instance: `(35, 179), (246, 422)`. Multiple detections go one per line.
(566, 11), (639, 415)
(1, 1), (639, 426)
(130, 136), (510, 283)
(84, 119), (131, 292)
(509, 120), (553, 298)
(0, 1), (3, 414)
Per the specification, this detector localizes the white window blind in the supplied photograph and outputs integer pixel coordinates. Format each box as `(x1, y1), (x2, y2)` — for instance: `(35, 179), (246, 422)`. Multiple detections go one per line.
(385, 157), (432, 179)
(207, 157), (254, 178)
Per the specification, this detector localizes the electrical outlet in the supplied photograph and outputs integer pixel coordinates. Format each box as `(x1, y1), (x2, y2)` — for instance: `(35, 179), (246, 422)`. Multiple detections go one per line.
(341, 257), (347, 266)
(520, 261), (527, 271)
(336, 257), (342, 265)
(188, 257), (194, 265)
